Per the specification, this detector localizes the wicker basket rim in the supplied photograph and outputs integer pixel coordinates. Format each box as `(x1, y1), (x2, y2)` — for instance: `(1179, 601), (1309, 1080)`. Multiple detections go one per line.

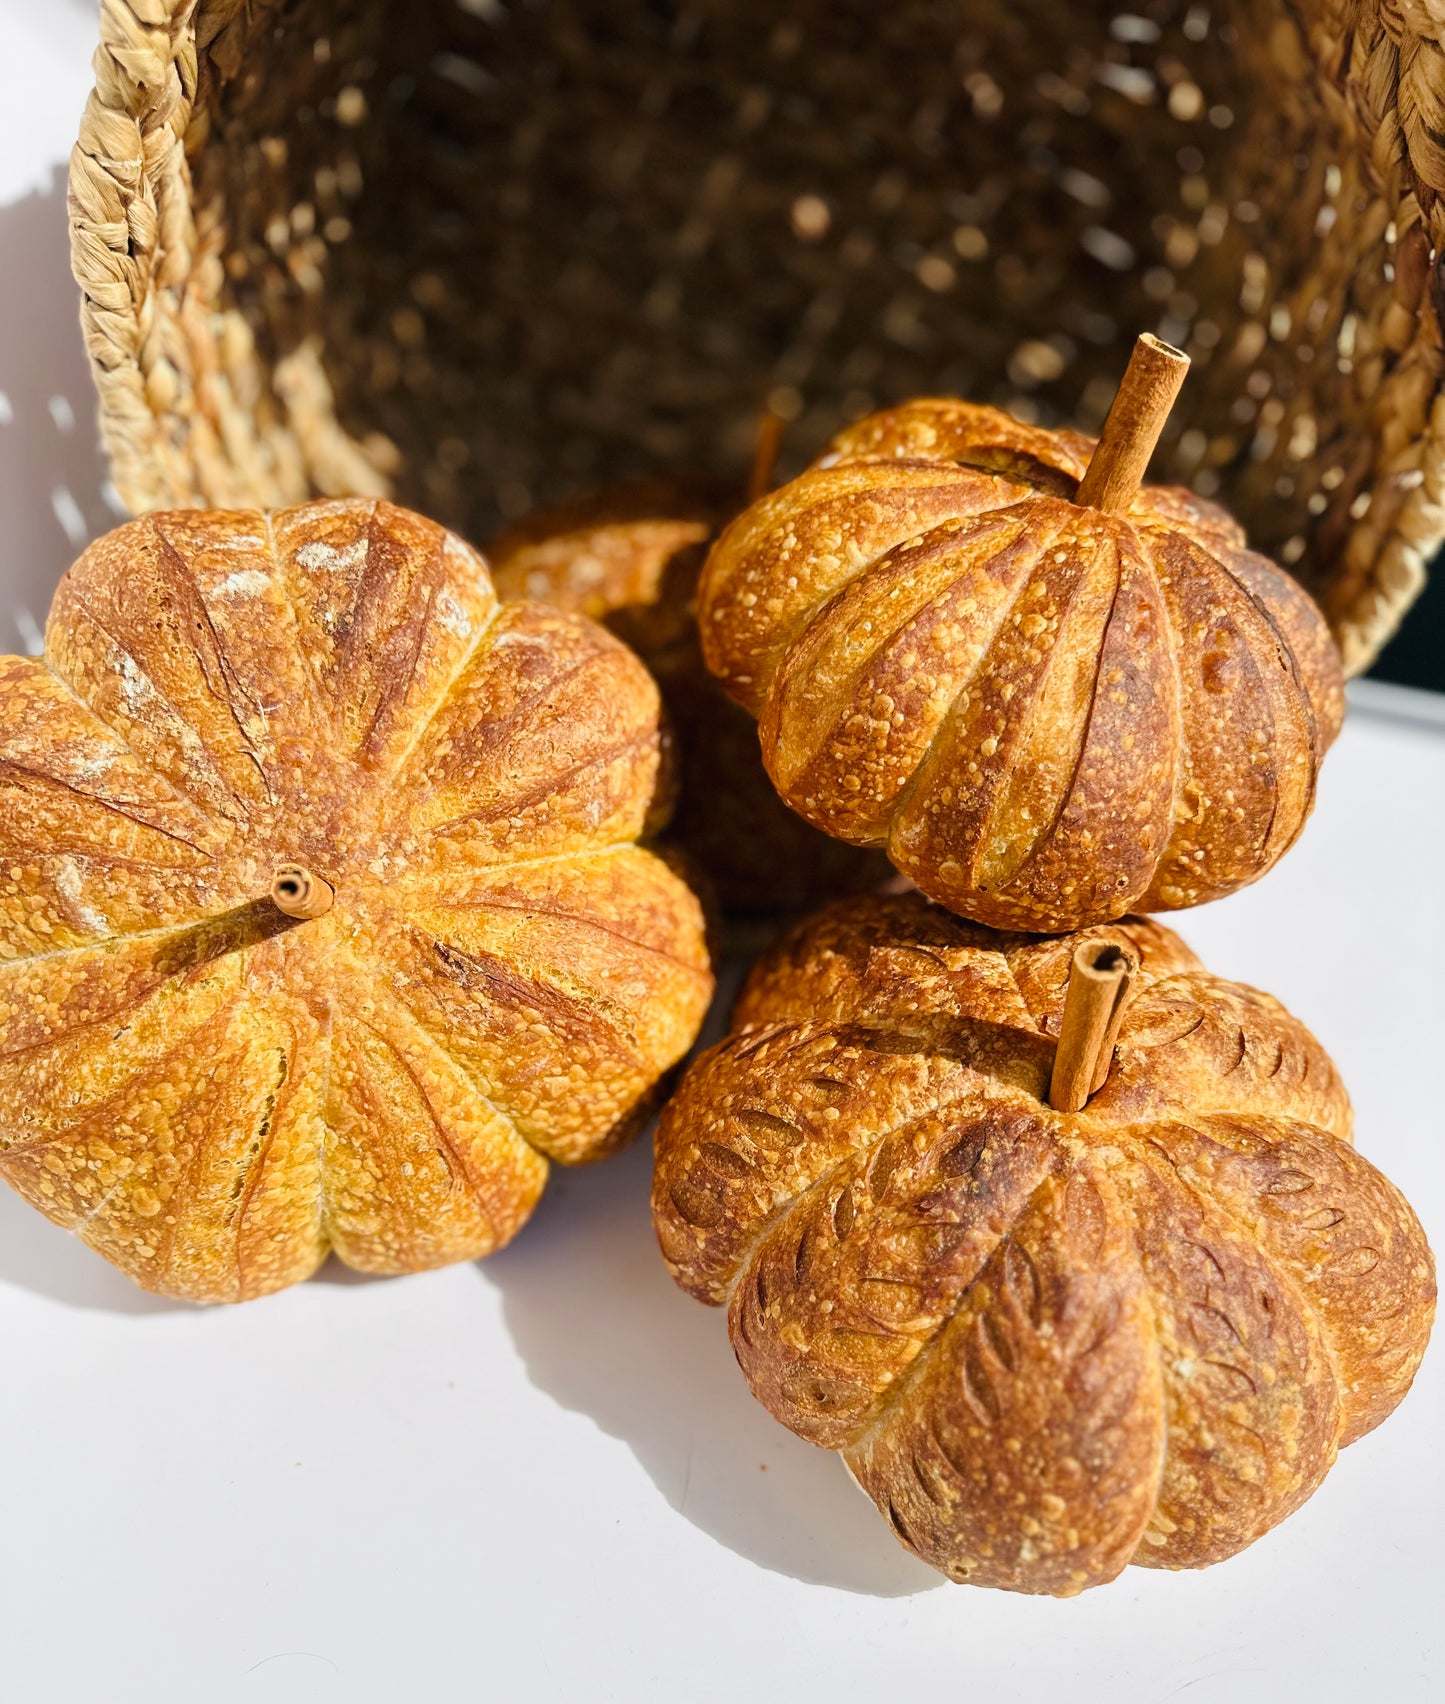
(66, 0), (1445, 675)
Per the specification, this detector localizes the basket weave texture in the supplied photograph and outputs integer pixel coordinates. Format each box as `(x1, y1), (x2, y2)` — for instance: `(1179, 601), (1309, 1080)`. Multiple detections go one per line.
(69, 0), (1445, 674)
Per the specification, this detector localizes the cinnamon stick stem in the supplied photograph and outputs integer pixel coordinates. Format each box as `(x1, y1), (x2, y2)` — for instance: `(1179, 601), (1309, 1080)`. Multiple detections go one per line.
(271, 864), (335, 921)
(747, 407), (787, 504)
(1075, 333), (1190, 513)
(1048, 941), (1137, 1113)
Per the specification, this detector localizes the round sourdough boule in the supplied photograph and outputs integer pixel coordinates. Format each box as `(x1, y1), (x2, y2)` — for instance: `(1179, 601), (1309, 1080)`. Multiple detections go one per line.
(488, 481), (892, 916)
(0, 498), (712, 1302)
(653, 892), (1434, 1595)
(697, 395), (1345, 931)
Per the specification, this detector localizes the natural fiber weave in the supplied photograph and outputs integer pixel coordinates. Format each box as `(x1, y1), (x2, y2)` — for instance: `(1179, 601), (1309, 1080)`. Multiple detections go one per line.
(69, 0), (1445, 673)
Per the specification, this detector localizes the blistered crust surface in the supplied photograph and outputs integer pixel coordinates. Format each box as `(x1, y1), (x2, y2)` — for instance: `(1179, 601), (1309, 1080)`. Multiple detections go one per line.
(653, 894), (1434, 1594)
(697, 399), (1345, 929)
(0, 502), (712, 1301)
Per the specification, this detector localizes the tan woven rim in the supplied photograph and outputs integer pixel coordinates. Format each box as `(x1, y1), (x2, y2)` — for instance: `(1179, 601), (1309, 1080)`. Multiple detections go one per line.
(69, 0), (1445, 674)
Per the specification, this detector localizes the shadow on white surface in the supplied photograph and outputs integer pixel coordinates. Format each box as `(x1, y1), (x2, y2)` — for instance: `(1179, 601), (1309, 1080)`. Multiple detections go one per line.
(310, 1255), (392, 1285)
(0, 1181), (183, 1313)
(0, 174), (118, 656)
(481, 1134), (942, 1598)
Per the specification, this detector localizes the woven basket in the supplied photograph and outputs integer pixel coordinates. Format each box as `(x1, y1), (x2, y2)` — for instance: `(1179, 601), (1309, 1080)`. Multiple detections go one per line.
(69, 0), (1445, 674)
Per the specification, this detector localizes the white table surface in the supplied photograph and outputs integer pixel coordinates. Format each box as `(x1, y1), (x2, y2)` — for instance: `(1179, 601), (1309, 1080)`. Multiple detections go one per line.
(1, 9), (1441, 1701)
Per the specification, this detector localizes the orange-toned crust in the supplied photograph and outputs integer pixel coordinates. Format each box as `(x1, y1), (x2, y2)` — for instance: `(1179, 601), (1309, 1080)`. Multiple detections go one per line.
(0, 500), (712, 1302)
(488, 477), (725, 654)
(653, 893), (1434, 1594)
(488, 483), (890, 915)
(697, 398), (1346, 930)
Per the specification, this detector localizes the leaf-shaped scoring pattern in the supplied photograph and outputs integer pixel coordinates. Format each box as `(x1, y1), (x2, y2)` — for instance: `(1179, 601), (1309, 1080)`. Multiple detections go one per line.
(0, 502), (711, 1301)
(697, 400), (1346, 931)
(652, 894), (1433, 1595)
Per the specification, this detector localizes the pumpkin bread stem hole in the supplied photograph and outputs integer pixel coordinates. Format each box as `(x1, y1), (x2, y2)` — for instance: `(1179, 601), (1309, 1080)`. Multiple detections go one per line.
(1048, 939), (1138, 1113)
(270, 864), (336, 921)
(1075, 333), (1191, 514)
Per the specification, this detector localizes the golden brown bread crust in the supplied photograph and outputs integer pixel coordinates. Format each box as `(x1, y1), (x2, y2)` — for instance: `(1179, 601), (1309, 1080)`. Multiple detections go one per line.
(0, 500), (712, 1302)
(488, 483), (891, 915)
(653, 893), (1434, 1595)
(696, 399), (1346, 930)
(488, 478), (725, 655)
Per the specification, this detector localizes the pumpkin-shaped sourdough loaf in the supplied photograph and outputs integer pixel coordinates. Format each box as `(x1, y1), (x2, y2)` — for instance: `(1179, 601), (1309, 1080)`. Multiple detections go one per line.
(0, 500), (712, 1303)
(654, 892), (1434, 1595)
(488, 476), (890, 916)
(698, 337), (1346, 931)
